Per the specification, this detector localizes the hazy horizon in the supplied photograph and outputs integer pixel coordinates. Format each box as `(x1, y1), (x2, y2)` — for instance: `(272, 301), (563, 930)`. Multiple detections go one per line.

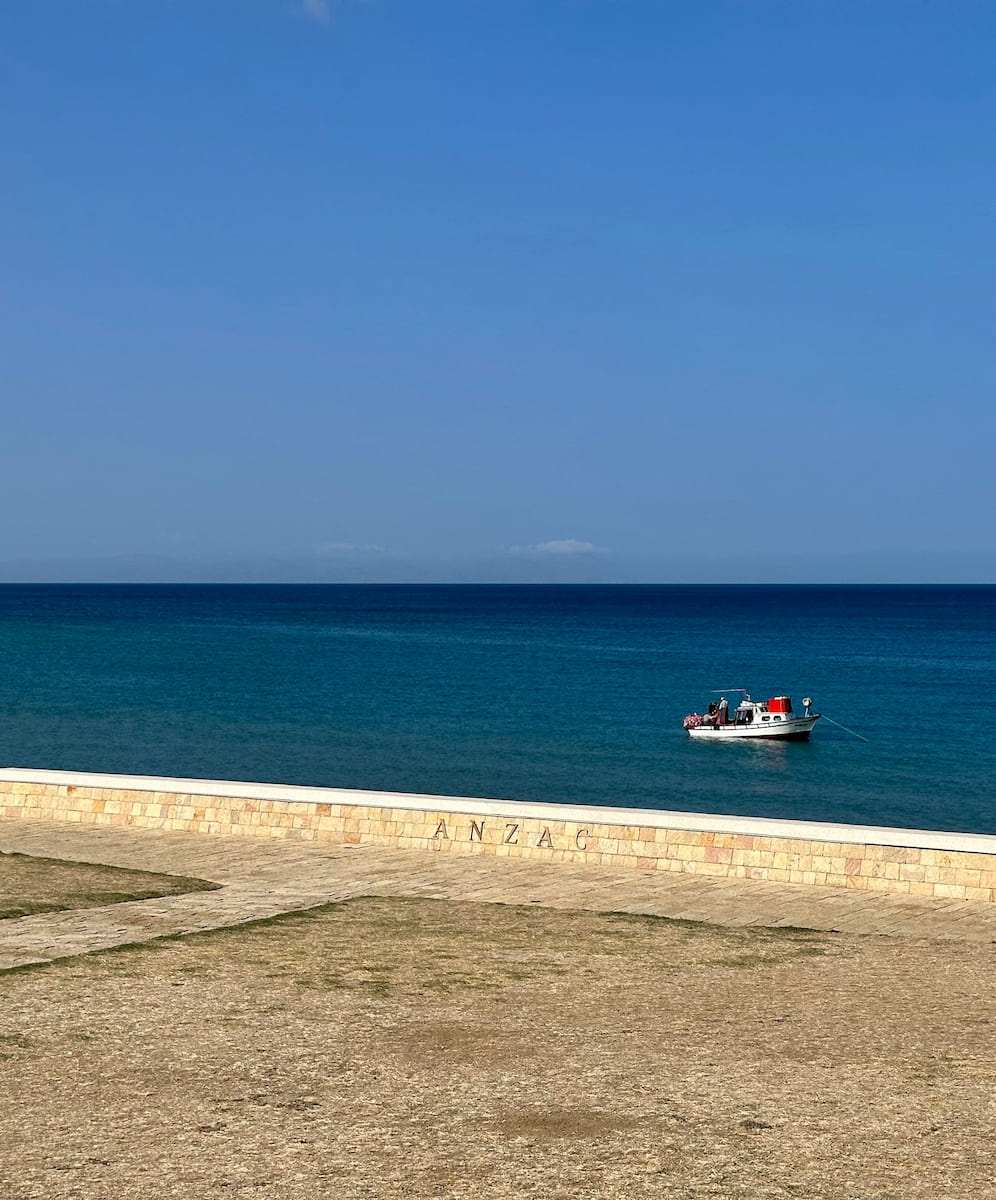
(1, 550), (995, 586)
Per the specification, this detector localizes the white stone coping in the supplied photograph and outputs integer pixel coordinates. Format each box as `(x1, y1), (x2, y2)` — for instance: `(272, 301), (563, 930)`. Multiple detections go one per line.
(2, 767), (995, 856)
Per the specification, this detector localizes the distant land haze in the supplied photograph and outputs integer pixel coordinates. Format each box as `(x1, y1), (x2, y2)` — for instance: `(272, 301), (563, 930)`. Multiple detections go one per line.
(0, 551), (994, 584)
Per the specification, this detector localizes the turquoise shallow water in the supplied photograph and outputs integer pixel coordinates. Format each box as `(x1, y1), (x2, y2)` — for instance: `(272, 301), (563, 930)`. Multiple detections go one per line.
(1, 584), (994, 834)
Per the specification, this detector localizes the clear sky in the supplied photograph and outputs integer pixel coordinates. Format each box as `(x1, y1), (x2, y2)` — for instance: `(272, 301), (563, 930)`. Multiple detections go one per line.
(3, 1), (995, 582)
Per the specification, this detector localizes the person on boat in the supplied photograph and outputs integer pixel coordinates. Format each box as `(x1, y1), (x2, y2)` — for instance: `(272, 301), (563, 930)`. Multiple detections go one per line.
(716, 697), (729, 725)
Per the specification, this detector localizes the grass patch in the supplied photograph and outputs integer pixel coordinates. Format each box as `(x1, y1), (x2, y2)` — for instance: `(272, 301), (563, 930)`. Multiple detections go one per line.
(495, 1109), (646, 1140)
(0, 894), (989, 1200)
(0, 901), (68, 920)
(605, 910), (711, 930)
(0, 849), (219, 924)
(707, 944), (828, 968)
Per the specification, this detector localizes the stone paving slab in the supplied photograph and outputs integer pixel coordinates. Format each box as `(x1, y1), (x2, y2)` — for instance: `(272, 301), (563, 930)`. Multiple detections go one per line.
(3, 817), (996, 970)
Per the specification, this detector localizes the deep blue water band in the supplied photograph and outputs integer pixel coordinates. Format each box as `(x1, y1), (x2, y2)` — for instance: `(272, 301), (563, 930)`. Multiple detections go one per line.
(1, 584), (993, 834)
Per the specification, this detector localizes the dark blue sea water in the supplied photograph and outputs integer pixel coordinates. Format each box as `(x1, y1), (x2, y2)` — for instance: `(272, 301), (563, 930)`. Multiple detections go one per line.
(0, 585), (994, 834)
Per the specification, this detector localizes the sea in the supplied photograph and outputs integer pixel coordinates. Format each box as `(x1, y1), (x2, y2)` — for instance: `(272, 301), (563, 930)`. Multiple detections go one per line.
(0, 584), (994, 835)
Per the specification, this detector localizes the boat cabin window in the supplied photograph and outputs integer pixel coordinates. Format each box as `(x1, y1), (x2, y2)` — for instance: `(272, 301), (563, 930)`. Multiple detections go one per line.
(772, 715), (782, 722)
(761, 715), (770, 721)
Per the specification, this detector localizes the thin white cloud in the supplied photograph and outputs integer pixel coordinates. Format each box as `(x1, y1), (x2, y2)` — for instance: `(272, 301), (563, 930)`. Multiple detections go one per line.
(302, 0), (332, 24)
(506, 539), (601, 557)
(317, 541), (386, 555)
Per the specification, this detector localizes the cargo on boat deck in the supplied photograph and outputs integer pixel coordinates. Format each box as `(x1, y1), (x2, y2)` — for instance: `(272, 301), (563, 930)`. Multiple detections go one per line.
(682, 690), (820, 741)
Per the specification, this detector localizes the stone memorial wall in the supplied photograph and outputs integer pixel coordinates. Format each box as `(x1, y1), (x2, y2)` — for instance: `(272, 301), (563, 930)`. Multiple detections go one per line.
(2, 769), (996, 904)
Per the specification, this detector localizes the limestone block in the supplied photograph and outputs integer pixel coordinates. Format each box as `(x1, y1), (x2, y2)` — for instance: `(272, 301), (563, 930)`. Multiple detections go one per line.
(693, 861), (730, 877)
(863, 875), (899, 893)
(905, 881), (934, 897)
(954, 868), (983, 888)
(773, 837), (808, 855)
(932, 883), (968, 900)
(814, 854), (846, 874)
(704, 846), (733, 864)
(665, 830), (706, 846)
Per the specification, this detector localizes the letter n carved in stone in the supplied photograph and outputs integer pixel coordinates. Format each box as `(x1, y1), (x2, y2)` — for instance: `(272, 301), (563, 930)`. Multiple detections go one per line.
(469, 820), (485, 842)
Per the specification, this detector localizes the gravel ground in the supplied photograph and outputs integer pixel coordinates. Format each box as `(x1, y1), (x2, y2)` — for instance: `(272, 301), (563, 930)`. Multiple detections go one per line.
(1, 897), (995, 1199)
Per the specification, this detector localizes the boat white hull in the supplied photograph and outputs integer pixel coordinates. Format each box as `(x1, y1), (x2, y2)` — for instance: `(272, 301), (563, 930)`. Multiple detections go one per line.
(687, 715), (820, 741)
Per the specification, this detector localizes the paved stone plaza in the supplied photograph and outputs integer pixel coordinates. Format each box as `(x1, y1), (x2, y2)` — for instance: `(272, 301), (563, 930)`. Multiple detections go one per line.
(3, 816), (996, 970)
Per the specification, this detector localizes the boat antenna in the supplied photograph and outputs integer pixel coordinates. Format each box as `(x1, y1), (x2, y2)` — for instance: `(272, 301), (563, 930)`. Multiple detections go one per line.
(710, 687), (749, 694)
(821, 714), (871, 743)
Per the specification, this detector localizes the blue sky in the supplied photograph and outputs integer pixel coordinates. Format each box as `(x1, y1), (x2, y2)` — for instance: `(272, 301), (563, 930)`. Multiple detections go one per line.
(3, 0), (995, 581)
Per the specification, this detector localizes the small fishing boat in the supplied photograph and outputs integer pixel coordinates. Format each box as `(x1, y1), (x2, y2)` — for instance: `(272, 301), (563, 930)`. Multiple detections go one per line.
(683, 690), (820, 741)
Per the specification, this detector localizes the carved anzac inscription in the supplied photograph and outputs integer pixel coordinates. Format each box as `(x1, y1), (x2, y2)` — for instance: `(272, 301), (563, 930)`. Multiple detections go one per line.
(426, 817), (596, 853)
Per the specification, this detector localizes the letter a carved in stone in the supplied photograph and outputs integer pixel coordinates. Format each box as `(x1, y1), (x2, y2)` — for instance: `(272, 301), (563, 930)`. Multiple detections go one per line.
(537, 827), (555, 849)
(433, 820), (449, 840)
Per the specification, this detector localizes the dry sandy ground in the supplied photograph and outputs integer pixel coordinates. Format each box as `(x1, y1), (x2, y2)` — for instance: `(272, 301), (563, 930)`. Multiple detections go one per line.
(1, 896), (995, 1200)
(0, 850), (217, 919)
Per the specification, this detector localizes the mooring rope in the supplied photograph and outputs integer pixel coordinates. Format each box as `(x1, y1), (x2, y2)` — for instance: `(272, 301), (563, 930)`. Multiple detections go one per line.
(820, 714), (871, 742)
